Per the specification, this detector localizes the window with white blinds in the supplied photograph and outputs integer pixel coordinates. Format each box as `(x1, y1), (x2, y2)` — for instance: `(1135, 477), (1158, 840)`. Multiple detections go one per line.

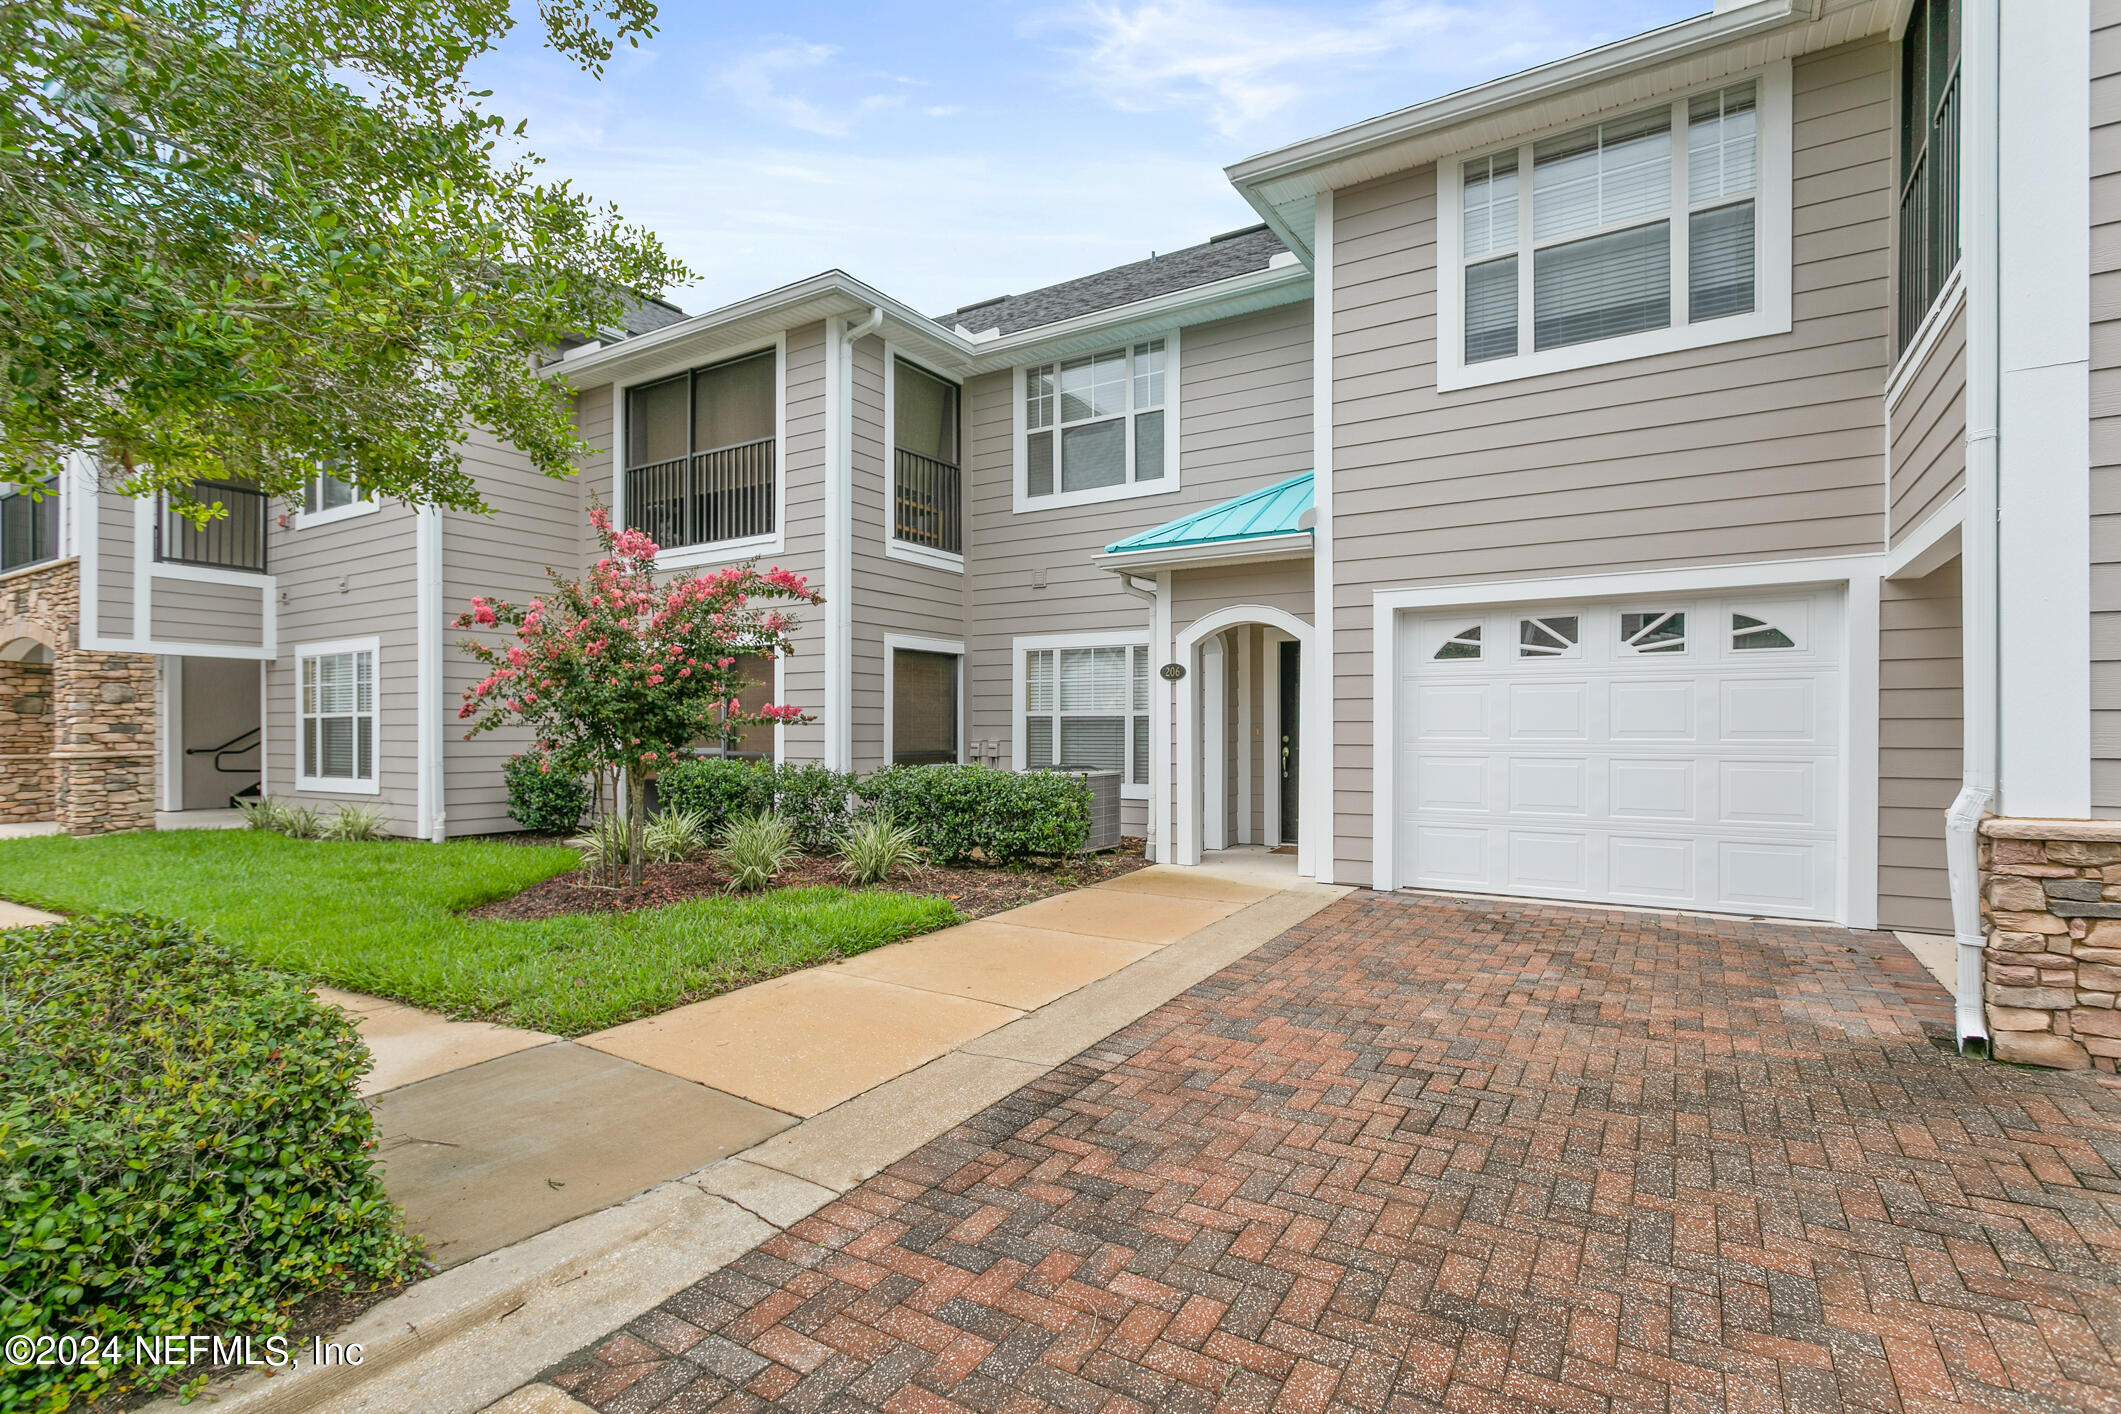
(297, 641), (379, 793)
(1017, 337), (1174, 510)
(1440, 68), (1787, 388)
(1021, 643), (1150, 790)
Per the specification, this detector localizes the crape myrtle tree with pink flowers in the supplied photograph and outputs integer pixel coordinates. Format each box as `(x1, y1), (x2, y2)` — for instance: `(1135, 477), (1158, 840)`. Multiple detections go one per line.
(456, 504), (822, 886)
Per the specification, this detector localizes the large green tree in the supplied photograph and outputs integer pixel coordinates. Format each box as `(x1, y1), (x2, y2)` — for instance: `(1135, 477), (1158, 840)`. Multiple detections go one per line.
(0, 0), (688, 514)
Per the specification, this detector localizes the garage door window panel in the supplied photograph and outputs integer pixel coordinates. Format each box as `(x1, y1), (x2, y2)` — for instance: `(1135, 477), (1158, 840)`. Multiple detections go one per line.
(1435, 625), (1484, 661)
(1620, 611), (1687, 654)
(1731, 612), (1798, 651)
(1518, 616), (1580, 658)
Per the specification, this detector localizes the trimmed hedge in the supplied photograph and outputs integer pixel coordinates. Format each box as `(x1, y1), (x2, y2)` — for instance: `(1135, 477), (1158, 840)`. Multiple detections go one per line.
(505, 751), (590, 835)
(655, 759), (856, 852)
(857, 764), (1092, 864)
(0, 915), (421, 1412)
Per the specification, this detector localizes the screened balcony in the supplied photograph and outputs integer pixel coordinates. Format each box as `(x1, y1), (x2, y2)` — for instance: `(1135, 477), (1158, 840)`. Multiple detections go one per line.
(892, 357), (962, 556)
(1896, 0), (1960, 354)
(0, 478), (59, 574)
(625, 349), (776, 550)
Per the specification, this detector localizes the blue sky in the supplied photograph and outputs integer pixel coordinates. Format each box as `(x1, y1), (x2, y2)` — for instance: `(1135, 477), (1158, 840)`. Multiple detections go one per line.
(475, 1), (1706, 317)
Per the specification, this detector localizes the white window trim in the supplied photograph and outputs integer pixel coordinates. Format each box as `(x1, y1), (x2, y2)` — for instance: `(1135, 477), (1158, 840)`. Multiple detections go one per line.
(613, 331), (788, 571)
(292, 471), (378, 531)
(1010, 629), (1151, 800)
(293, 634), (382, 796)
(1435, 60), (1794, 392)
(883, 632), (967, 765)
(1011, 328), (1181, 514)
(882, 344), (965, 574)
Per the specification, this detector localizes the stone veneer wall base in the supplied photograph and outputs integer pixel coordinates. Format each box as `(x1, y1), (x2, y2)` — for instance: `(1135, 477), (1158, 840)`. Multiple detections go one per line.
(1979, 817), (2121, 1071)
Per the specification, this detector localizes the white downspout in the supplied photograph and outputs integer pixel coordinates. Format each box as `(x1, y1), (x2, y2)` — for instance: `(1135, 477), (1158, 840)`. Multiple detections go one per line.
(415, 505), (446, 842)
(826, 306), (882, 772)
(1946, 0), (1998, 1054)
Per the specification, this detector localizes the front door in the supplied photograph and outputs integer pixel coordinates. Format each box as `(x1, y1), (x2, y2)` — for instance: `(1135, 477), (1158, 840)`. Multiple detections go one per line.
(1278, 640), (1300, 844)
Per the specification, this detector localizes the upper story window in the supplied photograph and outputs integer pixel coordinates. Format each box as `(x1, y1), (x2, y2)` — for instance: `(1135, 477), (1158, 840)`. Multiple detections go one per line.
(0, 477), (60, 574)
(892, 358), (962, 559)
(1437, 64), (1791, 391)
(1015, 335), (1176, 511)
(296, 464), (375, 529)
(625, 347), (778, 553)
(159, 479), (268, 573)
(1897, 0), (1960, 354)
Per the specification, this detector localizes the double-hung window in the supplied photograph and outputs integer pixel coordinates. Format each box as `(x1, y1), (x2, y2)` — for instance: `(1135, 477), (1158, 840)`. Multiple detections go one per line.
(296, 464), (374, 528)
(297, 640), (378, 793)
(1441, 65), (1789, 389)
(1020, 643), (1150, 793)
(624, 347), (779, 555)
(1018, 337), (1173, 509)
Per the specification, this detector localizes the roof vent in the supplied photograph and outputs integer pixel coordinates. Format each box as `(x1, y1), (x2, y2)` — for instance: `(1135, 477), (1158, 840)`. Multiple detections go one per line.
(1208, 222), (1270, 244)
(955, 294), (1010, 312)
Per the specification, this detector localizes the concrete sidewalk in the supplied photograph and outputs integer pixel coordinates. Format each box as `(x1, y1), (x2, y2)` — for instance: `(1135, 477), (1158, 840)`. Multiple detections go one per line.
(353, 862), (1283, 1270)
(155, 857), (1346, 1414)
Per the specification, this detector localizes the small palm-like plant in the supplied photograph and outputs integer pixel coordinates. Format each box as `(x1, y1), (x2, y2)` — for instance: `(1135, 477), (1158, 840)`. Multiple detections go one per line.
(322, 804), (392, 841)
(277, 804), (326, 841)
(837, 815), (924, 886)
(643, 806), (712, 864)
(717, 812), (797, 892)
(236, 798), (284, 831)
(569, 814), (631, 873)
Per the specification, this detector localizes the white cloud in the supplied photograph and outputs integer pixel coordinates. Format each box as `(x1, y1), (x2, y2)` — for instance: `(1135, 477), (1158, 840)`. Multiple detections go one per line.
(1040, 0), (1608, 135)
(719, 39), (907, 138)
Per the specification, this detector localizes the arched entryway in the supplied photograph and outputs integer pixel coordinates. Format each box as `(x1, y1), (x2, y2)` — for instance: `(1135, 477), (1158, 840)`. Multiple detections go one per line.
(0, 631), (57, 826)
(1173, 604), (1317, 875)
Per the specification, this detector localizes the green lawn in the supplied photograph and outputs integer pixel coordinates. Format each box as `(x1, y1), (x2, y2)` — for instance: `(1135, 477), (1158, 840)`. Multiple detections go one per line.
(0, 831), (959, 1035)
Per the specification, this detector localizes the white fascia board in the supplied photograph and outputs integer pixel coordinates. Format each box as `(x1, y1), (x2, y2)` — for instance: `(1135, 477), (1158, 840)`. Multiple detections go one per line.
(1091, 533), (1313, 575)
(549, 273), (972, 388)
(1224, 1), (1802, 207)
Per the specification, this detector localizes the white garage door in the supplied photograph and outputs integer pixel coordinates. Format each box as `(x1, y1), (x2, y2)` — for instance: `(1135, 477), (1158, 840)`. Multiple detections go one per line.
(1396, 590), (1842, 919)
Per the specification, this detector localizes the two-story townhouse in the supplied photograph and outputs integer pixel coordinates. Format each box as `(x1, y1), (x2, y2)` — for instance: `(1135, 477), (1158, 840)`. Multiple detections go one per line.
(8, 0), (2108, 1065)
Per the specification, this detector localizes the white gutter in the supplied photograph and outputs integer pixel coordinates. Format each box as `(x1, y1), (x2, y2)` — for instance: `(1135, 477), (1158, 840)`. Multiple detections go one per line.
(825, 306), (882, 771)
(1945, 0), (1998, 1055)
(1092, 531), (1314, 575)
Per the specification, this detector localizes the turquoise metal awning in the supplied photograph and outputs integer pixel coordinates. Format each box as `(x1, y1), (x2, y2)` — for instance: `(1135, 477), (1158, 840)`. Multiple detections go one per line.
(1100, 472), (1312, 561)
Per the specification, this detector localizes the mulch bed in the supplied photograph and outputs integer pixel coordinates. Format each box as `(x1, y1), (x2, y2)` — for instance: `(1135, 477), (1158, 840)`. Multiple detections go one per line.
(461, 838), (1149, 923)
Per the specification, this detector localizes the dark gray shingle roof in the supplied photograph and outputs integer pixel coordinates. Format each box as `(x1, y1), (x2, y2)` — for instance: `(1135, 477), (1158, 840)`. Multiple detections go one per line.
(617, 295), (689, 338)
(934, 224), (1287, 337)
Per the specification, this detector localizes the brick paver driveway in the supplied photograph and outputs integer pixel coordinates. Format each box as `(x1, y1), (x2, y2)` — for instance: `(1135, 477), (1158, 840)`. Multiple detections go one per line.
(545, 894), (2121, 1414)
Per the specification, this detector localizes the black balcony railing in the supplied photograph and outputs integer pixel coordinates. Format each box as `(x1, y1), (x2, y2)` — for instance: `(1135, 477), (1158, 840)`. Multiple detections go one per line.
(625, 437), (776, 550)
(157, 481), (267, 572)
(1897, 63), (1960, 355)
(0, 480), (59, 574)
(894, 448), (962, 556)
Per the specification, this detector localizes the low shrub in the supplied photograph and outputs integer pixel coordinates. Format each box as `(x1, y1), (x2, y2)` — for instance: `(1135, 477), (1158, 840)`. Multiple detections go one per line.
(643, 806), (712, 864)
(657, 759), (853, 850)
(322, 804), (392, 842)
(655, 758), (773, 835)
(772, 764), (857, 852)
(0, 915), (421, 1412)
(718, 812), (798, 891)
(505, 752), (590, 836)
(837, 815), (925, 885)
(858, 764), (1091, 865)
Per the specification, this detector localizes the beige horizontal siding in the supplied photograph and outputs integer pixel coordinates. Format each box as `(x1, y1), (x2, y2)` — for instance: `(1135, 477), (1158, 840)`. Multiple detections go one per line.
(93, 493), (133, 639)
(1327, 38), (1895, 881)
(851, 336), (967, 773)
(262, 500), (422, 833)
(442, 428), (585, 835)
(150, 578), (265, 648)
(1888, 300), (1966, 546)
(965, 301), (1314, 838)
(1878, 559), (1961, 932)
